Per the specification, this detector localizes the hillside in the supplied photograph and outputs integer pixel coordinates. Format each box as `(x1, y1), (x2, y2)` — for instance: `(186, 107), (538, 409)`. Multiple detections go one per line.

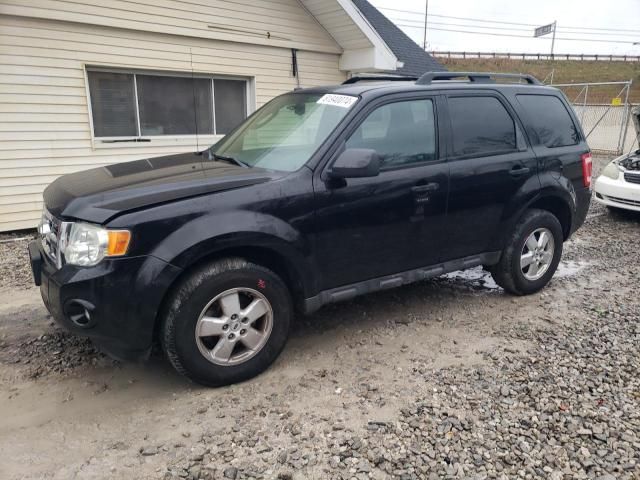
(437, 58), (640, 103)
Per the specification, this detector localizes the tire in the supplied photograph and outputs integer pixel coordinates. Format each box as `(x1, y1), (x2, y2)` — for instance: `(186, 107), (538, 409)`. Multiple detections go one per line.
(490, 209), (563, 296)
(161, 257), (292, 387)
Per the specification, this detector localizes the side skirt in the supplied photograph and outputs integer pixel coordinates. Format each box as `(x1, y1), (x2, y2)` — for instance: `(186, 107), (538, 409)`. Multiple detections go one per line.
(303, 251), (501, 314)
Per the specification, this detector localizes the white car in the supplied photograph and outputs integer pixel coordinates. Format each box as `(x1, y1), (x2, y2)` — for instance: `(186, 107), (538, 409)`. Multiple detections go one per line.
(594, 107), (640, 212)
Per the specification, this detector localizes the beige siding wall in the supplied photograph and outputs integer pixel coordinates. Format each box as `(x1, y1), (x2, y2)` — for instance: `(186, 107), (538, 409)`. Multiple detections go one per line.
(0, 0), (342, 53)
(0, 14), (346, 231)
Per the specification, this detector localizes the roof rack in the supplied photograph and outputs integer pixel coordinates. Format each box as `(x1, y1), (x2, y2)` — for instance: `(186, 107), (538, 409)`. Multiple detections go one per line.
(415, 71), (542, 86)
(342, 75), (418, 85)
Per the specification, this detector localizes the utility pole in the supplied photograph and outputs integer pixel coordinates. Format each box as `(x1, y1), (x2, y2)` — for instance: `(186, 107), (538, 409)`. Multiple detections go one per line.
(551, 21), (557, 57)
(423, 0), (429, 50)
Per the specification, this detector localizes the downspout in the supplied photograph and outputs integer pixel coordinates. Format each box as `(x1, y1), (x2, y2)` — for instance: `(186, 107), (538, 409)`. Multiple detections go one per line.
(291, 48), (301, 89)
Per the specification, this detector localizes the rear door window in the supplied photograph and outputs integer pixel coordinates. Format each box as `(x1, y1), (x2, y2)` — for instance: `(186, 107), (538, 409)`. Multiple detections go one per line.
(516, 94), (579, 147)
(448, 96), (518, 157)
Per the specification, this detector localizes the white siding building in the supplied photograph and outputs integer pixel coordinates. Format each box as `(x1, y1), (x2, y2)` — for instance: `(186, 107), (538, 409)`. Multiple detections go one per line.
(0, 0), (443, 231)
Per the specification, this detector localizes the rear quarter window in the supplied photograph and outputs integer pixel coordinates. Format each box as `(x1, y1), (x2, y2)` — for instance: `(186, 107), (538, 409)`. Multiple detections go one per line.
(516, 94), (580, 147)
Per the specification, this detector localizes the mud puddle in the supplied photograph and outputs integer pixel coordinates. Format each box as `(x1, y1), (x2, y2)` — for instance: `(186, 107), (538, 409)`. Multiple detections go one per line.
(441, 260), (590, 292)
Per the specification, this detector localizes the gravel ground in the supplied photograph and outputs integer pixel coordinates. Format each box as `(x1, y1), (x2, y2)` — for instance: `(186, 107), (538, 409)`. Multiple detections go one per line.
(0, 231), (37, 290)
(1, 156), (639, 480)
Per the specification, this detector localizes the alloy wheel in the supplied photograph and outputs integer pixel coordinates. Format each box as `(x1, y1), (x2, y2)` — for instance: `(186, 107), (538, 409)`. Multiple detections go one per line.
(195, 287), (273, 366)
(520, 227), (555, 281)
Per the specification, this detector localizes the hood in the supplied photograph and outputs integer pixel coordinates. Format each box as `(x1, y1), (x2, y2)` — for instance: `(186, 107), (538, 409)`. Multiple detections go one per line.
(44, 152), (279, 223)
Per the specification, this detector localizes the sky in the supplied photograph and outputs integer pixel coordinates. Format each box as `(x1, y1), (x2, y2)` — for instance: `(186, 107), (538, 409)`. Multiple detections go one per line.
(369, 0), (640, 55)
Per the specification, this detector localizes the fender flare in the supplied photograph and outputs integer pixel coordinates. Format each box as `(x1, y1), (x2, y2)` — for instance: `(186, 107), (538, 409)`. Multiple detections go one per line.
(492, 182), (576, 250)
(150, 210), (317, 298)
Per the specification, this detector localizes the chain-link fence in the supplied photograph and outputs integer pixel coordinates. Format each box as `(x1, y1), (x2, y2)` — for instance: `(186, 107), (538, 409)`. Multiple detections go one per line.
(552, 81), (637, 155)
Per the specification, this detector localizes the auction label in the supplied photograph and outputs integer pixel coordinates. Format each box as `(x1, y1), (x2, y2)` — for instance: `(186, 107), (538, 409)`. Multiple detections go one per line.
(317, 94), (358, 108)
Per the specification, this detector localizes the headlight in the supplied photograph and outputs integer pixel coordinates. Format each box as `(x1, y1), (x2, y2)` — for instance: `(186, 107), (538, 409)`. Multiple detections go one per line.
(601, 161), (620, 180)
(64, 223), (131, 266)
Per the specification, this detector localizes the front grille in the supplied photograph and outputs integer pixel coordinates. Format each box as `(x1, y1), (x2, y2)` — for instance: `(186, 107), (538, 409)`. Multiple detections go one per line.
(39, 208), (66, 268)
(624, 172), (640, 184)
(603, 194), (640, 207)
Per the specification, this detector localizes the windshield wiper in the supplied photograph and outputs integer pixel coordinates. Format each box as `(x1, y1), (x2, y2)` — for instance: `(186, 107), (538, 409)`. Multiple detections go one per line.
(210, 151), (250, 168)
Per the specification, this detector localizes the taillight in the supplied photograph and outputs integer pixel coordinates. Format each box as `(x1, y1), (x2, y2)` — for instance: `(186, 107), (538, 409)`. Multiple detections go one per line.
(581, 152), (593, 188)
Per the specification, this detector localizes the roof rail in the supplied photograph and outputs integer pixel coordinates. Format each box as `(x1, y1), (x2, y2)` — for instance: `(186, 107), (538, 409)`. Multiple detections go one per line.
(342, 75), (418, 85)
(415, 71), (542, 86)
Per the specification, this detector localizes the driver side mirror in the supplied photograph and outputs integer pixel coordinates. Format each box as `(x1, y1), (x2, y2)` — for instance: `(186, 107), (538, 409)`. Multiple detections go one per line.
(329, 148), (381, 179)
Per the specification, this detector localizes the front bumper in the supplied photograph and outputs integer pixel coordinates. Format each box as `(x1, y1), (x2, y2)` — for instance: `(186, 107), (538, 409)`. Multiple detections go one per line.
(594, 175), (640, 212)
(29, 240), (182, 361)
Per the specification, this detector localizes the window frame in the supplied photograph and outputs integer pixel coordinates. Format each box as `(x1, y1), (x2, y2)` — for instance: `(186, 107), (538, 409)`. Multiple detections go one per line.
(444, 92), (526, 160)
(84, 66), (254, 143)
(334, 94), (441, 173)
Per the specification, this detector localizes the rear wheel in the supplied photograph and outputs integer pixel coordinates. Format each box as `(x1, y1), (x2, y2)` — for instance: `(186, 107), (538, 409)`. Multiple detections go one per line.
(161, 258), (292, 387)
(490, 209), (563, 295)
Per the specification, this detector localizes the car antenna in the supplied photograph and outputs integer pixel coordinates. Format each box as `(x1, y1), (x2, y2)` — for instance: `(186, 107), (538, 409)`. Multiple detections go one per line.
(190, 48), (200, 154)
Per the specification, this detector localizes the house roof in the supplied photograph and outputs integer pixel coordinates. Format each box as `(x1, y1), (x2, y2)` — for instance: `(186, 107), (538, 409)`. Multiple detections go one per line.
(299, 0), (444, 74)
(350, 0), (446, 76)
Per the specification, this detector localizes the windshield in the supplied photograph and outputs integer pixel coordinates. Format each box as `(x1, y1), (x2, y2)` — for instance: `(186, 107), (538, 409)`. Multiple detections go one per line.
(210, 92), (357, 172)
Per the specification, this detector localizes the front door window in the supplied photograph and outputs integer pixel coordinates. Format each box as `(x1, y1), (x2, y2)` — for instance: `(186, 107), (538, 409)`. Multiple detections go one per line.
(345, 99), (437, 168)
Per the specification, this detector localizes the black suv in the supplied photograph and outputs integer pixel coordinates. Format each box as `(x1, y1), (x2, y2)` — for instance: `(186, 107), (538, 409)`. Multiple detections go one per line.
(29, 72), (592, 386)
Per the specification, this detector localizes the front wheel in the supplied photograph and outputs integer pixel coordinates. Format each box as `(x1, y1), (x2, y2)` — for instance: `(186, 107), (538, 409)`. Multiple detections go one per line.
(490, 209), (563, 295)
(161, 258), (292, 387)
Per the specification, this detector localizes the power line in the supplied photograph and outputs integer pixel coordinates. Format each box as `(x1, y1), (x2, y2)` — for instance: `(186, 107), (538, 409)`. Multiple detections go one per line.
(380, 6), (537, 26)
(397, 24), (539, 38)
(378, 6), (639, 33)
(394, 17), (532, 32)
(556, 28), (640, 37)
(393, 16), (640, 38)
(396, 24), (640, 44)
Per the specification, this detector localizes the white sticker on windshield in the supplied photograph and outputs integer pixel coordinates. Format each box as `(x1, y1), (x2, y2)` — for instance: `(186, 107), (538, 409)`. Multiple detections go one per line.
(317, 94), (358, 109)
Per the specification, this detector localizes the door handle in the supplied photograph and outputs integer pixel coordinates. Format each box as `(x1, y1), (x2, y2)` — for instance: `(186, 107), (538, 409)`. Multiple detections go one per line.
(411, 182), (440, 194)
(509, 165), (531, 177)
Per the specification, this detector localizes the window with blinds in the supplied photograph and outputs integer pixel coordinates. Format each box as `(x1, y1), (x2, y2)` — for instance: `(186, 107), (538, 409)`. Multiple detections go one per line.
(87, 70), (249, 138)
(88, 72), (138, 137)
